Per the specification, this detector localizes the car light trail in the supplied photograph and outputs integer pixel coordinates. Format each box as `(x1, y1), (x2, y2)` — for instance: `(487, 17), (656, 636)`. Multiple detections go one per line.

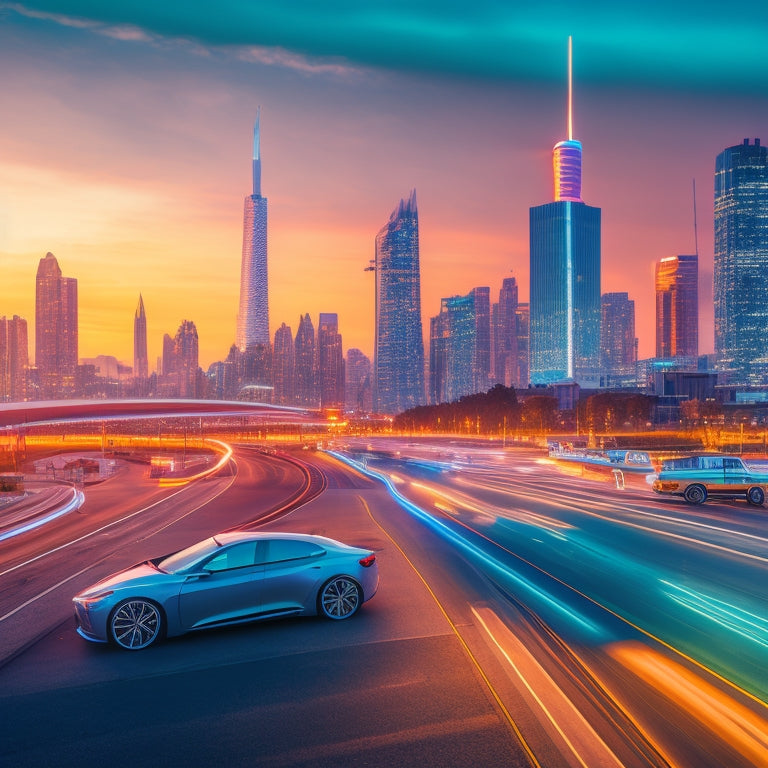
(473, 605), (625, 768)
(660, 580), (768, 650)
(609, 642), (768, 766)
(330, 451), (603, 640)
(0, 488), (84, 543)
(157, 439), (233, 486)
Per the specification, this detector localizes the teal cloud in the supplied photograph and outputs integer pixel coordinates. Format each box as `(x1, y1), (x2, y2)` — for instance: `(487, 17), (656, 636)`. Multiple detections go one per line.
(7, 1), (768, 92)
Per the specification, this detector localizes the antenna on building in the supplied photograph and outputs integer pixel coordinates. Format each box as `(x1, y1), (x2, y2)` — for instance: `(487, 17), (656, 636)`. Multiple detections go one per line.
(692, 178), (699, 255)
(568, 35), (573, 141)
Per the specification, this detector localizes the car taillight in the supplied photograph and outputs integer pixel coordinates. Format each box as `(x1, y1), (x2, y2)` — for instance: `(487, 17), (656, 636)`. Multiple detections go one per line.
(358, 554), (376, 568)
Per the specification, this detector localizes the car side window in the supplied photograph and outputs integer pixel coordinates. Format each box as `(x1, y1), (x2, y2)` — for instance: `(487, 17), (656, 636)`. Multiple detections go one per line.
(263, 540), (325, 564)
(723, 458), (742, 471)
(204, 541), (258, 572)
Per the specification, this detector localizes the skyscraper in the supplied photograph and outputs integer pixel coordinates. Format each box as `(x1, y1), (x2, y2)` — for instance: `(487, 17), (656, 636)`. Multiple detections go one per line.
(294, 313), (318, 407)
(529, 39), (601, 386)
(601, 292), (637, 383)
(35, 252), (78, 399)
(133, 294), (148, 380)
(272, 322), (295, 405)
(345, 348), (372, 413)
(374, 190), (425, 413)
(236, 109), (269, 351)
(493, 277), (519, 387)
(429, 287), (491, 404)
(0, 315), (28, 402)
(318, 313), (344, 409)
(655, 255), (698, 360)
(174, 320), (199, 398)
(714, 139), (768, 384)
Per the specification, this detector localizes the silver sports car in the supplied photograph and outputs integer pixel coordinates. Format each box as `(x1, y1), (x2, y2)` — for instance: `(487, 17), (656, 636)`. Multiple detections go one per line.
(73, 531), (379, 650)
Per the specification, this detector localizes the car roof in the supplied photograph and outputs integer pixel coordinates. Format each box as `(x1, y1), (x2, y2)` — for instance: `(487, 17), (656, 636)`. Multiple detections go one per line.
(213, 531), (343, 548)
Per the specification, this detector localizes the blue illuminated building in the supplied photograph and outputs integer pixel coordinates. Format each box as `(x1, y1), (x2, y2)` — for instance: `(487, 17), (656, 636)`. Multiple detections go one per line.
(374, 190), (426, 413)
(714, 139), (768, 384)
(529, 40), (601, 386)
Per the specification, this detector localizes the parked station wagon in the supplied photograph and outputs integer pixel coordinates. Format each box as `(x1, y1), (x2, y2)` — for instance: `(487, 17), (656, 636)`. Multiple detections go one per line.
(652, 455), (768, 505)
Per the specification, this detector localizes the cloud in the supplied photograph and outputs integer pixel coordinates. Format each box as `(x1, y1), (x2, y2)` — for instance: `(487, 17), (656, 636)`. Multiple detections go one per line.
(5, 1), (768, 93)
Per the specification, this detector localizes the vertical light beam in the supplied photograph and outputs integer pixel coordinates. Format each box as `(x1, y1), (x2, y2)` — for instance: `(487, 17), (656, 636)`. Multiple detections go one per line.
(568, 36), (573, 141)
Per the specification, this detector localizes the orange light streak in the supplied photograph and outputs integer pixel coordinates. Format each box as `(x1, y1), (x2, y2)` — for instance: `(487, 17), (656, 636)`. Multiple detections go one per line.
(610, 642), (768, 765)
(158, 439), (233, 487)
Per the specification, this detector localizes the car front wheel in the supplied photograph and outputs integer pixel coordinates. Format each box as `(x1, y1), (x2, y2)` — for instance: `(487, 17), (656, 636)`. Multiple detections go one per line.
(683, 484), (708, 505)
(109, 599), (163, 650)
(319, 576), (362, 620)
(746, 486), (765, 506)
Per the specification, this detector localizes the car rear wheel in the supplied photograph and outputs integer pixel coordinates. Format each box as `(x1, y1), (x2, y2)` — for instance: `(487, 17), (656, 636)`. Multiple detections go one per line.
(683, 484), (708, 505)
(747, 486), (765, 506)
(109, 599), (163, 650)
(319, 576), (361, 620)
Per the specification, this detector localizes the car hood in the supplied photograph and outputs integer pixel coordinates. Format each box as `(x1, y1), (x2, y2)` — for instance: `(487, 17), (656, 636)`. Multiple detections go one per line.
(75, 562), (168, 598)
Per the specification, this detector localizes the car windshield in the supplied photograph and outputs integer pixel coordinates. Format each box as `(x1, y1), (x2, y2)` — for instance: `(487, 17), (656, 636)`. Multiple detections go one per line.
(157, 537), (220, 573)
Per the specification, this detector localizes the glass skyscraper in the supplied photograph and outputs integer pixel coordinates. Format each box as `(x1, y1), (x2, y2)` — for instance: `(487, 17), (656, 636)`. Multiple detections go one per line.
(714, 139), (768, 384)
(374, 190), (425, 413)
(655, 255), (698, 360)
(600, 292), (637, 383)
(429, 287), (491, 404)
(237, 109), (269, 351)
(529, 40), (601, 386)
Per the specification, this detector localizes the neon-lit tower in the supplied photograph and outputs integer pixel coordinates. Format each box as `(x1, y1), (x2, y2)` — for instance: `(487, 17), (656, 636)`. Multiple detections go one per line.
(529, 38), (601, 385)
(236, 108), (269, 351)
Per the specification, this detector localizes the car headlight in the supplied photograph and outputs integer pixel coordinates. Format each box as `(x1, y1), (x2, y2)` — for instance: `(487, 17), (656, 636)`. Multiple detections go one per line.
(73, 590), (114, 608)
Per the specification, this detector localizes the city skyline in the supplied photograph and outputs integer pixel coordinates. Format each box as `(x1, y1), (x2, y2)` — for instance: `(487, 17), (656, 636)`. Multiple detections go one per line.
(2, 4), (768, 368)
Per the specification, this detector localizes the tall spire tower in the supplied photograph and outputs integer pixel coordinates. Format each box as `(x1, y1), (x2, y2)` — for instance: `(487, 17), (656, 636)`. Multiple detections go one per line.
(237, 107), (270, 351)
(133, 294), (148, 379)
(529, 38), (601, 386)
(553, 36), (582, 202)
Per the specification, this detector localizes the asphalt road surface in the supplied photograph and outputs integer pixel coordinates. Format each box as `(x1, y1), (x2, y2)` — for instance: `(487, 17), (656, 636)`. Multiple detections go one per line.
(2, 440), (767, 767)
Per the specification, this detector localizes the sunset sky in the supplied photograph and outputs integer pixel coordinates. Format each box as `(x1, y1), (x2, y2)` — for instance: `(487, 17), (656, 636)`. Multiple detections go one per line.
(1, 1), (767, 370)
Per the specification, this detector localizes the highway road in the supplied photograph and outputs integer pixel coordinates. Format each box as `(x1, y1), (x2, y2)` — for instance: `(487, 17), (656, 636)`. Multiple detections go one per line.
(1, 439), (767, 767)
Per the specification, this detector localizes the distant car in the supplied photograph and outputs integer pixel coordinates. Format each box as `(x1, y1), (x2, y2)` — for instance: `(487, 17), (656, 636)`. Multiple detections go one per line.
(73, 532), (379, 650)
(651, 455), (768, 505)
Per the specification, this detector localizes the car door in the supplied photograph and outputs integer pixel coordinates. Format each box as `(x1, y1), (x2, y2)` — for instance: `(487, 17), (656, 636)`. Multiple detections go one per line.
(723, 457), (749, 492)
(178, 540), (265, 629)
(257, 539), (327, 615)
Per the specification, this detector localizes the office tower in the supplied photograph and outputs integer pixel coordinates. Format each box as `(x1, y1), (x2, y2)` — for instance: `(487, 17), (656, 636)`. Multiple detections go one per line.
(601, 292), (637, 382)
(429, 288), (491, 403)
(174, 320), (199, 398)
(236, 109), (269, 351)
(0, 315), (28, 402)
(515, 303), (530, 387)
(714, 139), (768, 384)
(35, 252), (78, 399)
(161, 333), (175, 376)
(655, 255), (698, 360)
(133, 294), (148, 380)
(529, 39), (601, 385)
(374, 190), (426, 413)
(345, 348), (372, 413)
(294, 313), (318, 407)
(273, 322), (295, 405)
(493, 277), (519, 387)
(318, 313), (344, 409)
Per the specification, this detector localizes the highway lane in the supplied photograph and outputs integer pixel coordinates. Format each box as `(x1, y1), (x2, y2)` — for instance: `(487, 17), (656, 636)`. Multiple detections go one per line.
(332, 437), (768, 767)
(0, 446), (308, 663)
(1, 448), (539, 768)
(3, 440), (767, 766)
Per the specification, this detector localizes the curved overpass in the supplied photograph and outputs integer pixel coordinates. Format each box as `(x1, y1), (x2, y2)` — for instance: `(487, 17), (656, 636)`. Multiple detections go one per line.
(0, 399), (319, 428)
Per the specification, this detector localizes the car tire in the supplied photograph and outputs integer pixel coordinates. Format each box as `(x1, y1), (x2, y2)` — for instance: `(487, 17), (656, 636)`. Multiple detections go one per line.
(318, 576), (362, 620)
(109, 599), (164, 650)
(683, 484), (708, 505)
(746, 486), (765, 506)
